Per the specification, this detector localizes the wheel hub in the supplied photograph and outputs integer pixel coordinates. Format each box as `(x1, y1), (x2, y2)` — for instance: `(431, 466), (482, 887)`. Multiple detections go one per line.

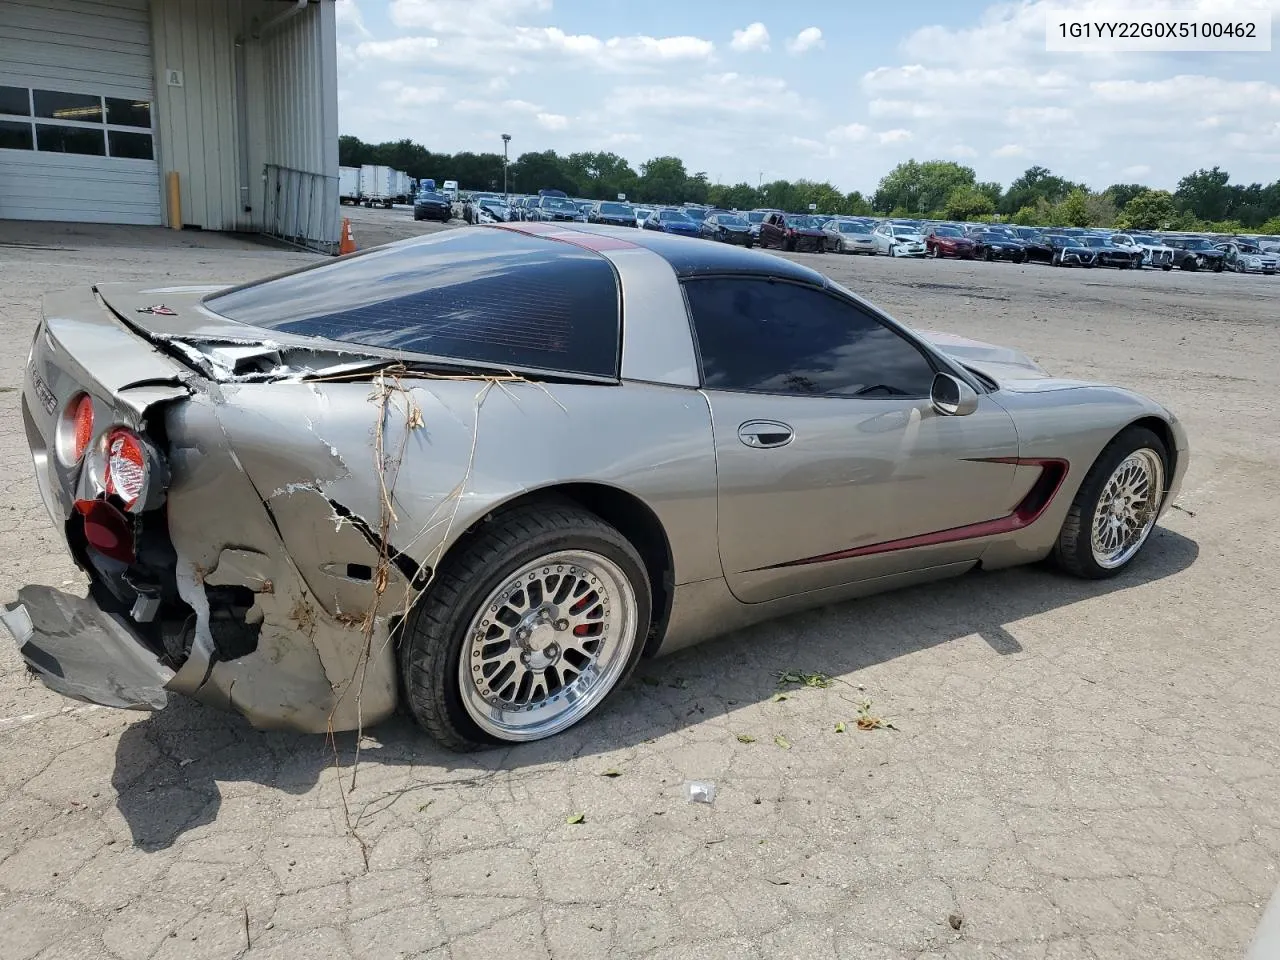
(458, 551), (639, 742)
(1090, 448), (1164, 569)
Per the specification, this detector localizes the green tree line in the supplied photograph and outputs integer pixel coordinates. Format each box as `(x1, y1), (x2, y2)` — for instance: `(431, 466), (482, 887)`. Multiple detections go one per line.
(340, 135), (1280, 234)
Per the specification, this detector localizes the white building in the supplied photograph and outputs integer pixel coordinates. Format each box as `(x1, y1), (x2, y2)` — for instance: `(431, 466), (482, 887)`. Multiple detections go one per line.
(0, 0), (340, 251)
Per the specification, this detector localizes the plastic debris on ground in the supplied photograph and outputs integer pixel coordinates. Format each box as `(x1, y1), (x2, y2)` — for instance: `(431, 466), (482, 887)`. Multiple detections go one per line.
(685, 780), (717, 804)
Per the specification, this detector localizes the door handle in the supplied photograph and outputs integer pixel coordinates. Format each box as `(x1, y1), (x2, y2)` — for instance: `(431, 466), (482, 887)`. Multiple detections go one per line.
(738, 420), (794, 448)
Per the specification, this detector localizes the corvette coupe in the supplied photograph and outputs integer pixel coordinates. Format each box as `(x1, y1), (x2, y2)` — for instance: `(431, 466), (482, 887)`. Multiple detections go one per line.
(2, 222), (1188, 750)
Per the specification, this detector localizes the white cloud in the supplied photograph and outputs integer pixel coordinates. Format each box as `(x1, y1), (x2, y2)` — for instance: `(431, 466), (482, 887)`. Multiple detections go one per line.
(730, 22), (770, 52)
(877, 129), (913, 144)
(378, 80), (447, 105)
(335, 0), (371, 38)
(356, 36), (440, 61)
(947, 144), (978, 158)
(612, 72), (812, 119)
(787, 27), (824, 54)
(390, 0), (552, 32)
(992, 143), (1028, 158)
(1122, 165), (1152, 177)
(536, 112), (569, 130)
(827, 123), (870, 142)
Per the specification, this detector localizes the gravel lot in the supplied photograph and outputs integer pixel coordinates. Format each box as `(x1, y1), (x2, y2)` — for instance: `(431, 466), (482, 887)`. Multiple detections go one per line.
(1, 207), (1277, 960)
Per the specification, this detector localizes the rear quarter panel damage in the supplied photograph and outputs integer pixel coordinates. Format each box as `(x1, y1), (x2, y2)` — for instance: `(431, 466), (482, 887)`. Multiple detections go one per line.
(169, 374), (718, 731)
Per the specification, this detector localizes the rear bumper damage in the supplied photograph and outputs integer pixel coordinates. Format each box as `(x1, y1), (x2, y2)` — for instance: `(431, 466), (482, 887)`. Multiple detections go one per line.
(8, 287), (410, 734)
(2, 586), (174, 711)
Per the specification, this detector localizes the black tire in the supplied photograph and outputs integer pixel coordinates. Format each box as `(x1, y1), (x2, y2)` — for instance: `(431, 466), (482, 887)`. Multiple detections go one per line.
(984, 249), (994, 262)
(1181, 258), (1198, 272)
(399, 504), (652, 751)
(1162, 264), (1173, 271)
(1211, 261), (1224, 273)
(1053, 426), (1169, 580)
(1052, 252), (1061, 267)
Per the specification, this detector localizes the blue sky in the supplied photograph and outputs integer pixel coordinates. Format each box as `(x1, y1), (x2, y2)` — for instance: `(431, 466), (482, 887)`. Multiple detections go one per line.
(335, 0), (1280, 194)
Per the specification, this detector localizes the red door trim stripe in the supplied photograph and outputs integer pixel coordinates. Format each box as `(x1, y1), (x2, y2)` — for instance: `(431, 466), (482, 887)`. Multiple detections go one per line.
(753, 458), (1069, 570)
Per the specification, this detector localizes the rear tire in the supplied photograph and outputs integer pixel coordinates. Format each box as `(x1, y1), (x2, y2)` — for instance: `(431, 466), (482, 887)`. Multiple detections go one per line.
(399, 504), (652, 750)
(1054, 427), (1169, 580)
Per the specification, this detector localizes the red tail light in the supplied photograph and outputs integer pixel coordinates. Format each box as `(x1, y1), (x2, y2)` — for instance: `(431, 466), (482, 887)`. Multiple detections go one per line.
(72, 395), (94, 461)
(104, 428), (147, 510)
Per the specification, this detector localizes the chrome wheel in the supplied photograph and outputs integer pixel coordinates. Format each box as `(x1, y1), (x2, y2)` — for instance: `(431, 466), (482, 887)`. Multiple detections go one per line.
(458, 550), (638, 741)
(1090, 449), (1164, 569)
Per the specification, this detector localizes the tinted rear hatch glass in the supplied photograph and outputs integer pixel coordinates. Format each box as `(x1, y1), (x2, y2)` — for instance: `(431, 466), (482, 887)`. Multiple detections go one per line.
(203, 228), (621, 378)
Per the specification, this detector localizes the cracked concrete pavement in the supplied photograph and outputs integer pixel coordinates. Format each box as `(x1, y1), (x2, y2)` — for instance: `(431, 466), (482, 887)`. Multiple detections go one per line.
(0, 209), (1277, 959)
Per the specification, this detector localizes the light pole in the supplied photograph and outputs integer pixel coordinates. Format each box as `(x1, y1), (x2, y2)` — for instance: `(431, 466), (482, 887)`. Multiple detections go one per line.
(501, 133), (511, 203)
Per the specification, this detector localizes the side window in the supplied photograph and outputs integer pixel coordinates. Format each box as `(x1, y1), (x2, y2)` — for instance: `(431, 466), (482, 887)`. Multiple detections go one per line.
(683, 277), (937, 398)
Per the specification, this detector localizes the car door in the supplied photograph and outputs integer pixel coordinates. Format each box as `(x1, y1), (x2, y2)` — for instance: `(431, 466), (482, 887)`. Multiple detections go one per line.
(872, 223), (890, 254)
(682, 276), (1022, 604)
(757, 214), (776, 248)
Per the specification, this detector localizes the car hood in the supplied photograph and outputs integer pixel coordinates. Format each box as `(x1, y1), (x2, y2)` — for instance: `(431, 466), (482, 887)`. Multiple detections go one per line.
(893, 234), (926, 243)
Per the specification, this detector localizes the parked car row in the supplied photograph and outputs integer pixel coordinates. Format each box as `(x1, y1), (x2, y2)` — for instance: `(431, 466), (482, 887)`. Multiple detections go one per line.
(405, 188), (1277, 278)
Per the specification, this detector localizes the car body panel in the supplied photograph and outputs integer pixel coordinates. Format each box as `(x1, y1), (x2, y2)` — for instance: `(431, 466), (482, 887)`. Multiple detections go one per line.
(758, 213), (824, 252)
(871, 223), (926, 257)
(3, 223), (1188, 733)
(925, 230), (977, 259)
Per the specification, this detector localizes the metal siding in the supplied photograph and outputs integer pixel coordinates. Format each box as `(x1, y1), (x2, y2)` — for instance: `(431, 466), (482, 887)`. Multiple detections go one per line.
(249, 0), (340, 249)
(0, 0), (161, 224)
(0, 151), (162, 224)
(148, 0), (241, 230)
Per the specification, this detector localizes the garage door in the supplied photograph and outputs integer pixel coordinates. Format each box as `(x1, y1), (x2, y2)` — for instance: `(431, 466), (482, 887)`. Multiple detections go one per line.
(0, 0), (161, 225)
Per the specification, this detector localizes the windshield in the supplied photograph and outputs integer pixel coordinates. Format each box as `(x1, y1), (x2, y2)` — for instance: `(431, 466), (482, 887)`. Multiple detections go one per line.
(979, 232), (1012, 241)
(747, 211), (768, 223)
(1053, 237), (1085, 247)
(715, 214), (748, 226)
(933, 226), (962, 237)
(1131, 235), (1156, 244)
(1183, 238), (1215, 250)
(839, 222), (870, 234)
(682, 208), (708, 221)
(1237, 243), (1262, 253)
(542, 197), (579, 213)
(892, 226), (920, 237)
(417, 191), (446, 201)
(598, 203), (634, 216)
(789, 216), (820, 229)
(1082, 237), (1109, 246)
(659, 210), (692, 222)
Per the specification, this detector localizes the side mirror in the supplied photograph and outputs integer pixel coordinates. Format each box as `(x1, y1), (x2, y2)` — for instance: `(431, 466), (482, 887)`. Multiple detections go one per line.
(930, 372), (979, 417)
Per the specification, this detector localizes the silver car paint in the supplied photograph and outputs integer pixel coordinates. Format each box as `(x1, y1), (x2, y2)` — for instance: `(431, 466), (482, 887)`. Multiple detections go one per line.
(5, 225), (1187, 733)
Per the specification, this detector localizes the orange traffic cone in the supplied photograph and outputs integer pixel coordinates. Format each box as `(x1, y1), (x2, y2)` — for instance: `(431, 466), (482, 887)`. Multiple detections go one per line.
(339, 217), (357, 255)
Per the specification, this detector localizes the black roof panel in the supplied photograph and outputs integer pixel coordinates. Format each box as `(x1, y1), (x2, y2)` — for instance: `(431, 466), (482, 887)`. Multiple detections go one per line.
(561, 223), (829, 284)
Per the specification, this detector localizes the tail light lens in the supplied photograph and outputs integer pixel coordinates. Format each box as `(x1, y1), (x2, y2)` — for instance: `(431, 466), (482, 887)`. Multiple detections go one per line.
(58, 393), (95, 465)
(73, 395), (95, 460)
(104, 428), (147, 510)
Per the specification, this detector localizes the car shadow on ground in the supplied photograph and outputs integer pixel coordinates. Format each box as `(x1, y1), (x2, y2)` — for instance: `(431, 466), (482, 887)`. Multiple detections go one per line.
(112, 527), (1198, 850)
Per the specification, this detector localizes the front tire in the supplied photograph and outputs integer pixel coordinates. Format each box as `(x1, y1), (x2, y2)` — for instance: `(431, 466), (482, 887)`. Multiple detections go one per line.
(1053, 427), (1169, 580)
(400, 504), (652, 750)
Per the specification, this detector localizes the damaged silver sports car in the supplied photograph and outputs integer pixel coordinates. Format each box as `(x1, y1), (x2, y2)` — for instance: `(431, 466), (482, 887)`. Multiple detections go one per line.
(3, 222), (1188, 749)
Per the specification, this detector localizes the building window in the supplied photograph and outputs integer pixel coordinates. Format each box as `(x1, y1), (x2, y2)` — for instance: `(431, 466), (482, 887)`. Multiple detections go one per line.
(0, 87), (153, 160)
(36, 124), (106, 156)
(34, 90), (103, 123)
(0, 86), (30, 116)
(106, 98), (151, 129)
(108, 130), (153, 160)
(0, 119), (33, 150)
